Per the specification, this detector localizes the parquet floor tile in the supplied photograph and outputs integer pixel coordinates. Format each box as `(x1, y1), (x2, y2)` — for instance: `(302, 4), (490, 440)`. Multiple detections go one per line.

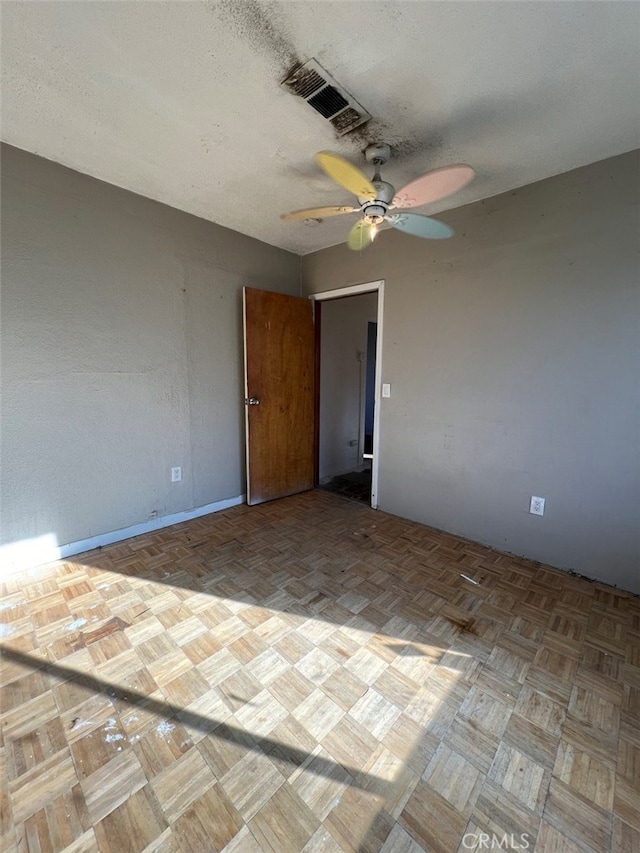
(1, 489), (638, 851)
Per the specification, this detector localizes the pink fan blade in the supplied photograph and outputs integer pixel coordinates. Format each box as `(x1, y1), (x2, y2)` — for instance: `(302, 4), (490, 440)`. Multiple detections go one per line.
(392, 165), (475, 209)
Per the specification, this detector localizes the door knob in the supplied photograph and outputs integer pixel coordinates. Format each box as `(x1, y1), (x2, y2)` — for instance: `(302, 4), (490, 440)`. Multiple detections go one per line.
(245, 397), (260, 406)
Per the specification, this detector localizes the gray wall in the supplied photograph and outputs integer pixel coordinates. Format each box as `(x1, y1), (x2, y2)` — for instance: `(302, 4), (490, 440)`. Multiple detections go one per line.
(303, 151), (640, 594)
(319, 293), (378, 480)
(1, 144), (299, 556)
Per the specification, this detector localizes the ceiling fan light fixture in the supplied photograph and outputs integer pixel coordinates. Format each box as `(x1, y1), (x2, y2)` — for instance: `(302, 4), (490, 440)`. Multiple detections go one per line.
(363, 203), (387, 224)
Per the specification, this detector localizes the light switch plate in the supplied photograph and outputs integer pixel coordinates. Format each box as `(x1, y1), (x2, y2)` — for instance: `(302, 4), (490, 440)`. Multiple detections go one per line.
(382, 383), (391, 398)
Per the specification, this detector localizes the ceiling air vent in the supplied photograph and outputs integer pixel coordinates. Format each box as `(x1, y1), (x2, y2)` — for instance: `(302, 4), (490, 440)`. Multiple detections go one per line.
(282, 58), (370, 135)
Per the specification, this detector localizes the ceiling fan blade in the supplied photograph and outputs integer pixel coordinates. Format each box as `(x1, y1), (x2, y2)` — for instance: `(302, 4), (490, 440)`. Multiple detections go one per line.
(315, 151), (376, 200)
(388, 213), (454, 240)
(392, 165), (475, 209)
(347, 219), (375, 251)
(281, 205), (358, 222)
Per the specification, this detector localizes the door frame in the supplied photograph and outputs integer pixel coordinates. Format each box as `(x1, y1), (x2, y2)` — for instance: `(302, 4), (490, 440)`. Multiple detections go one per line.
(309, 279), (385, 509)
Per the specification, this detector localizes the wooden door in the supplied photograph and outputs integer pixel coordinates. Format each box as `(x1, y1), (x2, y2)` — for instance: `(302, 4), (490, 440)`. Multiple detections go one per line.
(243, 287), (315, 505)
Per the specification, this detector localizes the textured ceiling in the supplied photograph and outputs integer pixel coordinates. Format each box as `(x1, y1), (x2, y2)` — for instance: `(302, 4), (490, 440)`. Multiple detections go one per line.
(2, 1), (639, 255)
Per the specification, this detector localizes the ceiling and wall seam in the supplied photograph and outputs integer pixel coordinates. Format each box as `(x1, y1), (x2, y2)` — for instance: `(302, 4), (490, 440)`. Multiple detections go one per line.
(2, 1), (638, 255)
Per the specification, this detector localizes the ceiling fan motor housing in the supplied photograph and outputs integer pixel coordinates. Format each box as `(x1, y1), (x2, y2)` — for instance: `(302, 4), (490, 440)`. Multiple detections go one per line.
(360, 179), (395, 223)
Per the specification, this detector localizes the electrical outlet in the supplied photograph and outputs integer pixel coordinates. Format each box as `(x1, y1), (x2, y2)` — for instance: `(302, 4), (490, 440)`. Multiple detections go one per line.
(171, 467), (182, 483)
(530, 496), (545, 516)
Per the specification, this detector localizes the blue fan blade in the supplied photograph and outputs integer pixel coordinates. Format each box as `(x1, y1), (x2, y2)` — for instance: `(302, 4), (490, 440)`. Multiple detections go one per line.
(389, 213), (454, 240)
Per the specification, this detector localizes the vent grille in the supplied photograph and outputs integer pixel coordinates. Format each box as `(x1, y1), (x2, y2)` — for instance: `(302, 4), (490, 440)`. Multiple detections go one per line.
(308, 86), (349, 119)
(330, 107), (364, 134)
(282, 58), (370, 135)
(286, 67), (325, 99)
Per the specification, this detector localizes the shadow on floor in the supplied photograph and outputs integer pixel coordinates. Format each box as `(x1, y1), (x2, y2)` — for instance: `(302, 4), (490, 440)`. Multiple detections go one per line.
(318, 468), (371, 504)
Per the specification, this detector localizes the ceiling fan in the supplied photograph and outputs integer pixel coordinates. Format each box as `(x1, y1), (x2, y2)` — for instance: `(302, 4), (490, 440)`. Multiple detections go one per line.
(281, 143), (475, 250)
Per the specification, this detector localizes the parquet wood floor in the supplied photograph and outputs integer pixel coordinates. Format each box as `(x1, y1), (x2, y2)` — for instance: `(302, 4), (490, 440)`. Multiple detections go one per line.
(1, 490), (638, 852)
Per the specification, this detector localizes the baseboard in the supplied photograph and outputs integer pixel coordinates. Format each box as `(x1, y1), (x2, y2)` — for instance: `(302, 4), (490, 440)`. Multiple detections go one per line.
(0, 494), (246, 575)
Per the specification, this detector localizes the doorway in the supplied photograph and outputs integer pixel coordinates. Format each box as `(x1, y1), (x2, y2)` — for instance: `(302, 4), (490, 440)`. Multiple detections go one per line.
(310, 280), (384, 509)
(364, 320), (377, 457)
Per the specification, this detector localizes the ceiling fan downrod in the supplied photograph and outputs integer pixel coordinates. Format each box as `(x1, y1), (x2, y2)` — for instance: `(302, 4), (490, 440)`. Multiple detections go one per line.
(360, 143), (395, 225)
